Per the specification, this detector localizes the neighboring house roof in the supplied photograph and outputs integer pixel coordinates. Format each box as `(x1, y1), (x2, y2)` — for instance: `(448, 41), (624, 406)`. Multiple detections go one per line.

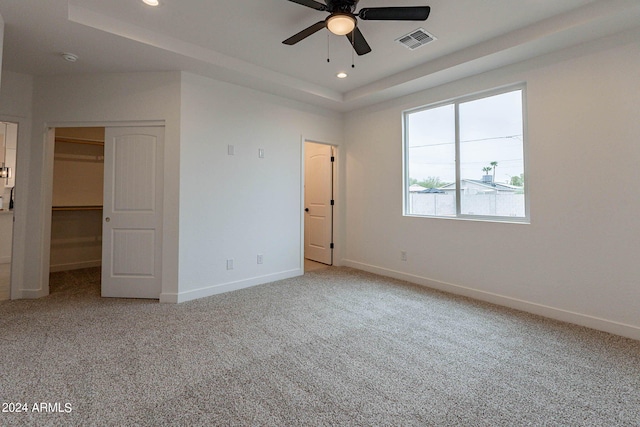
(409, 184), (445, 193)
(409, 184), (427, 192)
(439, 179), (522, 193)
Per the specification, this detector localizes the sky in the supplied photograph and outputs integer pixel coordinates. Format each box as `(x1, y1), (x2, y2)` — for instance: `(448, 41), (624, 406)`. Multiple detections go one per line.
(407, 89), (524, 185)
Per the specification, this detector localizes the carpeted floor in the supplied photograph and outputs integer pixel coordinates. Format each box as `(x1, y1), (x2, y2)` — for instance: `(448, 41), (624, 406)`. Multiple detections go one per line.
(0, 267), (639, 426)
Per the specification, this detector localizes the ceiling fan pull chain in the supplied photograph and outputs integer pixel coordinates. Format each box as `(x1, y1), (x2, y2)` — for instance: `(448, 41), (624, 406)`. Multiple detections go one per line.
(351, 32), (355, 68)
(327, 34), (331, 63)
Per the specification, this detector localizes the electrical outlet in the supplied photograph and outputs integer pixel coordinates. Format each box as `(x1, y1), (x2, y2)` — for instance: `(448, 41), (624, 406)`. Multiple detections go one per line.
(226, 259), (234, 270)
(401, 251), (407, 261)
(228, 145), (235, 156)
(258, 148), (265, 159)
(257, 254), (263, 264)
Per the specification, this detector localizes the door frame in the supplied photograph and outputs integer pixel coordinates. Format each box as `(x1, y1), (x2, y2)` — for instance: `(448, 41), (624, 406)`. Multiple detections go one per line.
(36, 121), (165, 298)
(0, 117), (22, 300)
(300, 137), (341, 270)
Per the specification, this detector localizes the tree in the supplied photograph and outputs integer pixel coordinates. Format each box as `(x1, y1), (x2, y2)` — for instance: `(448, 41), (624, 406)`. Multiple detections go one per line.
(509, 173), (524, 187)
(482, 166), (492, 175)
(411, 176), (448, 188)
(490, 161), (498, 183)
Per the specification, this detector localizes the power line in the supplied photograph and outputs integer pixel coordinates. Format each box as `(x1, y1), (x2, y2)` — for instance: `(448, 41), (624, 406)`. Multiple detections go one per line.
(410, 158), (523, 166)
(409, 134), (522, 149)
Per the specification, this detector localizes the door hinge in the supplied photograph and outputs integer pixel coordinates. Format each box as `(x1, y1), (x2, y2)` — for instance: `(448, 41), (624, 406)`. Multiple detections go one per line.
(331, 156), (335, 162)
(330, 200), (335, 206)
(330, 243), (334, 249)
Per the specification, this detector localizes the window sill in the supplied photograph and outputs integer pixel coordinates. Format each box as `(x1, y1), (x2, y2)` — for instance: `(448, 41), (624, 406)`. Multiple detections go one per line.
(403, 213), (530, 225)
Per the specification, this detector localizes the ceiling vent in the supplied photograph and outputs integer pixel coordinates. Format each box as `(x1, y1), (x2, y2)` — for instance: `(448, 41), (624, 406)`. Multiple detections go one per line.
(396, 28), (436, 50)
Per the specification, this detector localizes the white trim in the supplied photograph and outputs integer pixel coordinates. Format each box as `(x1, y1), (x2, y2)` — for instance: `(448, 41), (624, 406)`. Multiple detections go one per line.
(1, 115), (27, 301)
(299, 136), (305, 272)
(342, 259), (640, 341)
(161, 268), (302, 304)
(39, 128), (56, 297)
(521, 85), (531, 221)
(45, 120), (165, 128)
(403, 213), (529, 225)
(402, 114), (409, 214)
(15, 289), (48, 299)
(301, 136), (341, 268)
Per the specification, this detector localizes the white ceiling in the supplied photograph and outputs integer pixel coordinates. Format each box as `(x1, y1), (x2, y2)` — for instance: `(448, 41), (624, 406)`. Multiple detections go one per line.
(1, 0), (639, 111)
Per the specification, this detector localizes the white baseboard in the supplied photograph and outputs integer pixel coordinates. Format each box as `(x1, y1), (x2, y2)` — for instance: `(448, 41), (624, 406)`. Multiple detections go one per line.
(49, 260), (101, 273)
(342, 259), (640, 341)
(15, 288), (49, 299)
(160, 268), (303, 304)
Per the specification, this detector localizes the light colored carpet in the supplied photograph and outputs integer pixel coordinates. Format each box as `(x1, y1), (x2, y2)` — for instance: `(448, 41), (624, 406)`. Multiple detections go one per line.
(0, 266), (638, 426)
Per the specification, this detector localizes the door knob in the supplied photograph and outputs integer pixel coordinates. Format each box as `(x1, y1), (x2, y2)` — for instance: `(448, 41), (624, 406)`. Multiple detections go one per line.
(305, 208), (309, 212)
(105, 217), (110, 222)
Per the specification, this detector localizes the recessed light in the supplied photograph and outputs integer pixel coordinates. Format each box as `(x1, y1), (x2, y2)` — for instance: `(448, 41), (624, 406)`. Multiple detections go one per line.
(337, 72), (348, 79)
(142, 0), (159, 6)
(61, 52), (79, 62)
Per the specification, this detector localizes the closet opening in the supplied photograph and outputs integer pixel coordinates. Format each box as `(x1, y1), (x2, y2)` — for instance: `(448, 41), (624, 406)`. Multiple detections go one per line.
(50, 127), (104, 292)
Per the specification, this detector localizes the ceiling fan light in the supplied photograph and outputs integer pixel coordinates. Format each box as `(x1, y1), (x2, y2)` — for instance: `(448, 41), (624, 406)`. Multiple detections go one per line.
(327, 14), (356, 36)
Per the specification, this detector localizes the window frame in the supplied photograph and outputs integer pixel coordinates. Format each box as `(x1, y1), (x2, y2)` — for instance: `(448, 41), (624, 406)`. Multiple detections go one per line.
(403, 83), (529, 223)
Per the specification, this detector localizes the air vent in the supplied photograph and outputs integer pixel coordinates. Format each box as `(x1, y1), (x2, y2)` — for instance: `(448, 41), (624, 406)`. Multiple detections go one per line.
(396, 28), (436, 50)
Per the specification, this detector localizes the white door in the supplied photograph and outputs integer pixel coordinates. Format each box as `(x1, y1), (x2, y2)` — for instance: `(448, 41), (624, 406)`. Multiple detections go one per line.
(304, 142), (333, 265)
(102, 127), (163, 298)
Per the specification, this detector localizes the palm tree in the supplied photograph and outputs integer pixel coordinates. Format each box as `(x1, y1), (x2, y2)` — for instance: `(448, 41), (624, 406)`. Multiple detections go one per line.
(490, 161), (498, 183)
(482, 166), (492, 182)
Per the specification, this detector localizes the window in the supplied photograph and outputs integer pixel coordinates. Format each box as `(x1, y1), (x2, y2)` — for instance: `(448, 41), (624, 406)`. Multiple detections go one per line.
(404, 85), (527, 221)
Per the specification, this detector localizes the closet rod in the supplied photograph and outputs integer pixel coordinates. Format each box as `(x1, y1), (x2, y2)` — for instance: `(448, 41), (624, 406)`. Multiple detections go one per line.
(52, 205), (103, 211)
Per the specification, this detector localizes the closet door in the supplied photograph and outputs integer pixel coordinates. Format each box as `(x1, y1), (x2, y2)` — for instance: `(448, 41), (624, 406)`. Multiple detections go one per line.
(101, 126), (164, 299)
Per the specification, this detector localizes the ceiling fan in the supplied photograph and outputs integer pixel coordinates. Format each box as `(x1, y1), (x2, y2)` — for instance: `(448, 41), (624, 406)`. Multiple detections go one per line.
(283, 0), (431, 56)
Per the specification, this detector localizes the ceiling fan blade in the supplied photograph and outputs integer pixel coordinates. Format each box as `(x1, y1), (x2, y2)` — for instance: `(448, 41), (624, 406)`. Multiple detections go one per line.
(283, 21), (327, 45)
(286, 0), (328, 11)
(358, 6), (431, 21)
(346, 27), (372, 56)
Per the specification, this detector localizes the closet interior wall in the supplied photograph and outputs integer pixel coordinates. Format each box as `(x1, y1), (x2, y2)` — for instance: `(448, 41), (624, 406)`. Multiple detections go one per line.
(50, 127), (105, 272)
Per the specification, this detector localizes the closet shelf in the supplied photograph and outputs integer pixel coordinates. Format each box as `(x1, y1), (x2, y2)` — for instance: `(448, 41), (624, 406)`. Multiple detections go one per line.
(52, 205), (103, 211)
(55, 136), (104, 146)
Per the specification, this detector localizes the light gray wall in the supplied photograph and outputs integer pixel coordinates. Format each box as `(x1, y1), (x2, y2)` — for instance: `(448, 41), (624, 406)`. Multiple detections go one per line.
(175, 72), (343, 302)
(343, 30), (640, 340)
(12, 70), (343, 302)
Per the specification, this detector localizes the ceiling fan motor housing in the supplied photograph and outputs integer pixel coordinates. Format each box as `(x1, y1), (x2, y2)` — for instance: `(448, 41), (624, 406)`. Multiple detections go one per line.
(326, 0), (359, 13)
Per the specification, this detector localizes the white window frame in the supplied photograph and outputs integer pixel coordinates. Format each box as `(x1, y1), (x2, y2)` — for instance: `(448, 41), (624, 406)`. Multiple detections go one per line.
(403, 84), (529, 223)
